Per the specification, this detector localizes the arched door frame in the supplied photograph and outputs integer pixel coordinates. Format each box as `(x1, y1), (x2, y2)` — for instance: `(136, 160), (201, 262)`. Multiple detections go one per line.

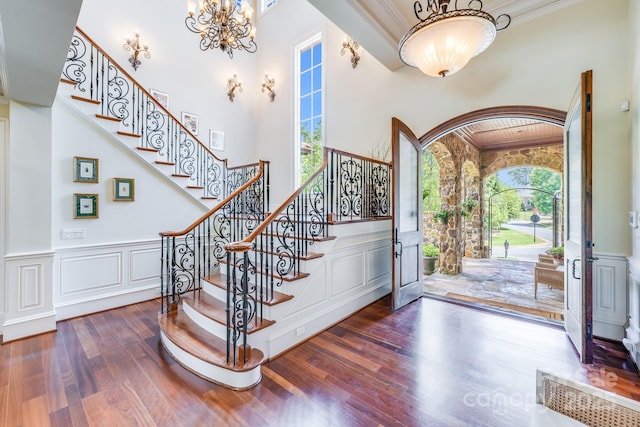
(418, 105), (566, 147)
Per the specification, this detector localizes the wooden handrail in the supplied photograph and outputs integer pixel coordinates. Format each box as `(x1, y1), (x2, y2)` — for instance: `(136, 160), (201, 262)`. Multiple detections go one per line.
(159, 160), (270, 237)
(74, 26), (227, 166)
(227, 161), (261, 171)
(226, 151), (330, 250)
(328, 147), (392, 167)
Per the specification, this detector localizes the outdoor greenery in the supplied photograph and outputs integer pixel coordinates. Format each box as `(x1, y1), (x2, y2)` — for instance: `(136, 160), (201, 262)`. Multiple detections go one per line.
(490, 227), (545, 246)
(423, 244), (439, 257)
(299, 123), (323, 184)
(484, 174), (523, 230)
(422, 150), (441, 211)
(507, 166), (561, 214)
(434, 207), (454, 224)
(548, 246), (565, 258)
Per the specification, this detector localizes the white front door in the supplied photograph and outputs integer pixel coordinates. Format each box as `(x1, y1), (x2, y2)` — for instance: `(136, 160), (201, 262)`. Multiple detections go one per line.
(391, 118), (423, 311)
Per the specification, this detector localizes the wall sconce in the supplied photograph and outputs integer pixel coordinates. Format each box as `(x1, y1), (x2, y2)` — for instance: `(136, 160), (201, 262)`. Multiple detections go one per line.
(227, 74), (242, 102)
(261, 74), (276, 102)
(123, 32), (150, 71)
(340, 37), (360, 69)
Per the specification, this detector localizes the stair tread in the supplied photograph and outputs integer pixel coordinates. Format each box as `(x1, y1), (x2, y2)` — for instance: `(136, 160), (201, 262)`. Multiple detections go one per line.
(203, 272), (294, 305)
(254, 249), (324, 261)
(60, 78), (76, 86)
(137, 146), (158, 153)
(95, 114), (121, 122)
(156, 160), (175, 166)
(71, 95), (100, 105)
(117, 130), (141, 138)
(158, 308), (263, 372)
(262, 232), (337, 242)
(183, 291), (275, 334)
(216, 261), (310, 282)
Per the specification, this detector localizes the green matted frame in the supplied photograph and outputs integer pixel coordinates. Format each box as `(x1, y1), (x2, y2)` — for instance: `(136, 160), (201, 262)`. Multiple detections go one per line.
(74, 193), (99, 219)
(113, 178), (135, 202)
(73, 156), (99, 183)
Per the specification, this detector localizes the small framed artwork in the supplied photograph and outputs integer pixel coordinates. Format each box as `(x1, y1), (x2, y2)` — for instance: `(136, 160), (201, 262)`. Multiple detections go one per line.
(209, 130), (224, 151)
(74, 157), (99, 183)
(150, 88), (170, 110)
(113, 178), (135, 202)
(74, 194), (99, 219)
(181, 111), (199, 136)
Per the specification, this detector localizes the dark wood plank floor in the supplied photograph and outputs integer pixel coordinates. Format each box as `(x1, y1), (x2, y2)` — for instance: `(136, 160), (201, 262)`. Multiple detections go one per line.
(1, 296), (638, 427)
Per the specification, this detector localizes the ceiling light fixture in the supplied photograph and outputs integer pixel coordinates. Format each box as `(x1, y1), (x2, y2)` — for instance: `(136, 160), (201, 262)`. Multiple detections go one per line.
(399, 0), (510, 78)
(185, 0), (256, 59)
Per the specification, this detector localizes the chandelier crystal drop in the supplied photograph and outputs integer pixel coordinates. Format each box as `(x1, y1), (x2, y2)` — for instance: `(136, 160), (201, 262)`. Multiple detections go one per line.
(185, 0), (257, 59)
(399, 0), (510, 78)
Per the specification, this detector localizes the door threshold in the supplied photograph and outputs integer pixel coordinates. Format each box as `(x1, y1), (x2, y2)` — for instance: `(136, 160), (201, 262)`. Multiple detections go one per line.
(423, 293), (564, 329)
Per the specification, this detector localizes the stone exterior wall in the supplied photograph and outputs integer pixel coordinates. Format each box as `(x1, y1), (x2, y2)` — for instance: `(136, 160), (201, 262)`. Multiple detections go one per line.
(481, 145), (563, 177)
(423, 138), (561, 275)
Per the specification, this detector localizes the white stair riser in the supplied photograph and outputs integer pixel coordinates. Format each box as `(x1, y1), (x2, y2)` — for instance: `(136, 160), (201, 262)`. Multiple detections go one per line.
(160, 331), (261, 390)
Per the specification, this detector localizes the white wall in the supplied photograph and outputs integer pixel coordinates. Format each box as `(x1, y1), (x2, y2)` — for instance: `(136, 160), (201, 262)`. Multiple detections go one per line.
(76, 0), (258, 167)
(256, 0), (630, 256)
(51, 98), (206, 246)
(630, 0), (640, 262)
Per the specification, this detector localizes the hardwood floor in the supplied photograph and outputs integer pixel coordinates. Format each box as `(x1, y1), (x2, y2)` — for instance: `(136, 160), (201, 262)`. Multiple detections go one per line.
(1, 296), (638, 427)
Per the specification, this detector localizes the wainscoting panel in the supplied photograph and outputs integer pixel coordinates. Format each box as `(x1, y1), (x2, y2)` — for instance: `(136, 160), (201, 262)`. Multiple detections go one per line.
(624, 256), (640, 366)
(592, 254), (627, 341)
(2, 251), (56, 343)
(59, 252), (122, 296)
(129, 247), (162, 284)
(368, 245), (392, 282)
(266, 221), (392, 359)
(331, 252), (365, 296)
(19, 263), (44, 310)
(54, 240), (161, 320)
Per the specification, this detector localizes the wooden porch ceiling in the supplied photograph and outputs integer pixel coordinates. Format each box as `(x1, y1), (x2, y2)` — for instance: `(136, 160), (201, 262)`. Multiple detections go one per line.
(452, 118), (563, 152)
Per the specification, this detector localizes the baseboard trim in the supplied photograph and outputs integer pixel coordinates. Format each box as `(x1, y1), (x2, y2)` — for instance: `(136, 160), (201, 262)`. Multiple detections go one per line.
(55, 284), (160, 321)
(2, 311), (57, 343)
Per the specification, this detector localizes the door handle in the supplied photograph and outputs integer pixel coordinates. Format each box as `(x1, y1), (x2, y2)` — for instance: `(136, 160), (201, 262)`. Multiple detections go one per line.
(393, 228), (402, 258)
(571, 258), (581, 280)
(587, 256), (599, 263)
(395, 241), (403, 258)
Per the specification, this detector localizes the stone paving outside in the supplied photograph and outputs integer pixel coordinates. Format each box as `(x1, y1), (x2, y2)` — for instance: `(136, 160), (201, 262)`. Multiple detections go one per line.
(423, 257), (564, 321)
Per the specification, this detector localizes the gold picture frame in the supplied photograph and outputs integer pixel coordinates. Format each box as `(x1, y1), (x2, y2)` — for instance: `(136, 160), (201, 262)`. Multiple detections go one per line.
(113, 178), (135, 202)
(74, 193), (99, 219)
(74, 157), (99, 183)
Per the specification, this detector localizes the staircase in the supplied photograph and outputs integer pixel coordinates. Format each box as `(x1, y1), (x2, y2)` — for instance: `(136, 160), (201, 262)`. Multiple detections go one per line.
(159, 149), (392, 388)
(60, 27), (393, 390)
(58, 27), (254, 209)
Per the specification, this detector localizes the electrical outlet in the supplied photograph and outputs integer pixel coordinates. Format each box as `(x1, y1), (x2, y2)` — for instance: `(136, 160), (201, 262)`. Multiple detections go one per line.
(62, 228), (86, 239)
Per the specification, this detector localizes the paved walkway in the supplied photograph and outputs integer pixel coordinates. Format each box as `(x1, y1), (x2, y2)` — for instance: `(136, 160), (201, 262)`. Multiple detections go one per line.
(424, 257), (564, 321)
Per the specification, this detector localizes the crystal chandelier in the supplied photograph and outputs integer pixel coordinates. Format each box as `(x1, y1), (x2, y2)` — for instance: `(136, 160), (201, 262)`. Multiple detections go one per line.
(185, 0), (256, 58)
(399, 0), (510, 78)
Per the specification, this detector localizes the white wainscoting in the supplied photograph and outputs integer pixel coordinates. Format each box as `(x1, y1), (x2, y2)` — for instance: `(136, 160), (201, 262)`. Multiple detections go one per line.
(592, 253), (628, 341)
(2, 251), (56, 342)
(54, 239), (161, 320)
(624, 256), (640, 366)
(266, 220), (392, 359)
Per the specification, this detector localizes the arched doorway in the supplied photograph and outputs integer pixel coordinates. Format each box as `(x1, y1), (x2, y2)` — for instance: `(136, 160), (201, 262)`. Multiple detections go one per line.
(420, 106), (566, 321)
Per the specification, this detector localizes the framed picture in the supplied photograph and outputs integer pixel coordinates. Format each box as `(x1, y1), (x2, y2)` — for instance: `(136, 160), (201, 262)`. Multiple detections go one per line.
(113, 178), (135, 202)
(74, 194), (99, 219)
(150, 88), (170, 110)
(209, 130), (224, 151)
(181, 111), (199, 135)
(74, 157), (99, 183)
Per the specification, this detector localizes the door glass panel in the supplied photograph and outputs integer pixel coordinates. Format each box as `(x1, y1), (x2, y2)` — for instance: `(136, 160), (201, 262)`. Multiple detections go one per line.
(567, 101), (581, 242)
(399, 134), (418, 233)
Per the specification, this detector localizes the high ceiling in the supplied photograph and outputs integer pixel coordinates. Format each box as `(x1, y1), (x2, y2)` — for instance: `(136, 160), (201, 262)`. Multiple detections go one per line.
(0, 0), (567, 151)
(306, 0), (575, 152)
